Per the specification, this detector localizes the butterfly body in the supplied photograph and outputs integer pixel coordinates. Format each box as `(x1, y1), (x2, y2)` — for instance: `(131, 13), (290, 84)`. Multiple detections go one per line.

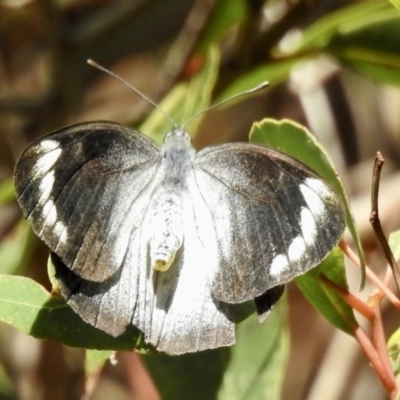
(14, 121), (345, 354)
(148, 128), (194, 271)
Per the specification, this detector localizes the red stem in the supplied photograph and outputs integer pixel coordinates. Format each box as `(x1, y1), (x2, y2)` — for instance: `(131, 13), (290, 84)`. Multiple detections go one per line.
(339, 240), (400, 310)
(319, 274), (374, 320)
(369, 293), (396, 388)
(353, 325), (397, 396)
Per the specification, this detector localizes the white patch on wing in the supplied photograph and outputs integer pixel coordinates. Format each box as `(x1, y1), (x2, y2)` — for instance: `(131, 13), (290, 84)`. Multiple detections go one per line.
(54, 221), (68, 242)
(270, 254), (288, 276)
(300, 207), (317, 245)
(41, 201), (67, 242)
(56, 225), (69, 246)
(271, 208), (318, 277)
(304, 177), (330, 198)
(288, 236), (306, 262)
(37, 171), (68, 240)
(34, 148), (62, 176)
(42, 200), (58, 227)
(300, 182), (326, 217)
(39, 171), (55, 200)
(38, 140), (60, 153)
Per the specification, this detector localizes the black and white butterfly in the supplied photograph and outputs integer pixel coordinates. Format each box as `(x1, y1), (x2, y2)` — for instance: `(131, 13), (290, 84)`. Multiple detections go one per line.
(14, 118), (345, 355)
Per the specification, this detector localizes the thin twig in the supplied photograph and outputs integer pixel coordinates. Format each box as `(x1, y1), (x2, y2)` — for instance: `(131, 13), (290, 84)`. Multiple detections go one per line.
(370, 152), (400, 291)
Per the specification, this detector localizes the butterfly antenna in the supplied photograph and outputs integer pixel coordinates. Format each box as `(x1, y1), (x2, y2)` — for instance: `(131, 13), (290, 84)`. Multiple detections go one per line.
(87, 59), (175, 126)
(183, 81), (269, 129)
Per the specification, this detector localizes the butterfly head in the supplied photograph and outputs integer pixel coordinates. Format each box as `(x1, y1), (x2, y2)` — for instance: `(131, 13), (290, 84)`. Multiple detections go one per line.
(161, 125), (194, 158)
(163, 125), (192, 145)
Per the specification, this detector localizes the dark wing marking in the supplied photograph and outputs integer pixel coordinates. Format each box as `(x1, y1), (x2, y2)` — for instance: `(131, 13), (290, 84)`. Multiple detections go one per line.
(15, 121), (160, 282)
(254, 285), (285, 322)
(194, 142), (345, 303)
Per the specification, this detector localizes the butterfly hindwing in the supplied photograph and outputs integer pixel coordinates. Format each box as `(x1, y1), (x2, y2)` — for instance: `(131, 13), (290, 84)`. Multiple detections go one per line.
(141, 173), (236, 354)
(194, 143), (345, 303)
(53, 177), (237, 353)
(14, 121), (160, 282)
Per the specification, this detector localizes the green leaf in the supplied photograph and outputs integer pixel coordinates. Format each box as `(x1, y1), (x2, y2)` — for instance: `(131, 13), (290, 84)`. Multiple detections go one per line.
(388, 325), (400, 376)
(298, 0), (391, 52)
(46, 253), (59, 293)
(141, 349), (225, 400)
(85, 350), (113, 376)
(0, 178), (15, 205)
(295, 248), (357, 335)
(139, 46), (219, 144)
(294, 0), (400, 87)
(218, 297), (289, 400)
(329, 14), (400, 86)
(344, 58), (400, 87)
(197, 0), (247, 52)
(0, 360), (14, 399)
(249, 118), (365, 285)
(0, 275), (150, 351)
(390, 0), (400, 12)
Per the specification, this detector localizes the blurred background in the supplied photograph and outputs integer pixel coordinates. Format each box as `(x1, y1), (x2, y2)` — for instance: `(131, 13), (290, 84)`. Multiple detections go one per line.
(1, 0), (400, 399)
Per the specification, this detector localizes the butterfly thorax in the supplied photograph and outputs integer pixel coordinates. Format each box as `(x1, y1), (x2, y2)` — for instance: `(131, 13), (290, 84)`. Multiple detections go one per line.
(148, 127), (195, 272)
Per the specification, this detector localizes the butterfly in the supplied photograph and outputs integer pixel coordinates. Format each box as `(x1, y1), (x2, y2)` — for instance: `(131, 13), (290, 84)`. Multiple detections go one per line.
(14, 118), (345, 355)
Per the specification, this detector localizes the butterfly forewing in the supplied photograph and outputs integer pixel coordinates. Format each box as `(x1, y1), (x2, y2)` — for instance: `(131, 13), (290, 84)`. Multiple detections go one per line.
(194, 143), (345, 303)
(14, 121), (161, 282)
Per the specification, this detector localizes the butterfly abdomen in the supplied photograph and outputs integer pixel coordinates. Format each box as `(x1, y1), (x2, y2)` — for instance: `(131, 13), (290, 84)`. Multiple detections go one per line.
(148, 129), (194, 272)
(148, 192), (184, 272)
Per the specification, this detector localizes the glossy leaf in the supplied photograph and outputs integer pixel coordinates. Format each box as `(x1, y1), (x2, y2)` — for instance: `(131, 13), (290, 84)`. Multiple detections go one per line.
(0, 275), (147, 351)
